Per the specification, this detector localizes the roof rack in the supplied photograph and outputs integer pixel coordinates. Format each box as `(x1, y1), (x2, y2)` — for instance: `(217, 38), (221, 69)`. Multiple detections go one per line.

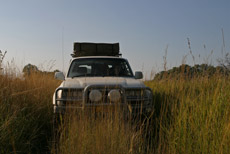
(71, 42), (122, 57)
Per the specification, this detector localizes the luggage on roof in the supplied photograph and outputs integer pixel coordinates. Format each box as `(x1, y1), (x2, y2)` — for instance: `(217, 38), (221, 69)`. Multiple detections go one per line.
(71, 42), (121, 57)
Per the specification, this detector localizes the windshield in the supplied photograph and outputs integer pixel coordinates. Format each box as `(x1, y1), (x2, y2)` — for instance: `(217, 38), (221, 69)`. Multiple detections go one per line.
(67, 58), (134, 78)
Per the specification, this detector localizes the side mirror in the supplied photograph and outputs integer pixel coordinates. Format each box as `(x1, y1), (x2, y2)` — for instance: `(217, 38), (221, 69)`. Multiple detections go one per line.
(55, 72), (65, 80)
(134, 71), (143, 79)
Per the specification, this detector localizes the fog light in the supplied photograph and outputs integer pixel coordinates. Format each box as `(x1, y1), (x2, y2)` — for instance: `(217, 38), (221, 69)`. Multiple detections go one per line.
(108, 89), (121, 102)
(89, 90), (102, 102)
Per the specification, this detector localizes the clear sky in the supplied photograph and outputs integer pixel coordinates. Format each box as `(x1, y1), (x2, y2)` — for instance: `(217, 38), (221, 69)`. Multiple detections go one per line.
(0, 0), (230, 78)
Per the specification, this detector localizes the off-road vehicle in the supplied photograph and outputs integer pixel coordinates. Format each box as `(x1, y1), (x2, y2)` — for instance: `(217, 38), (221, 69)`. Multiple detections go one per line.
(53, 43), (153, 118)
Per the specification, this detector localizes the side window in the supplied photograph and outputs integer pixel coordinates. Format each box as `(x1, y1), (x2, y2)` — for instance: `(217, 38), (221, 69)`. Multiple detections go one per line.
(123, 62), (132, 76)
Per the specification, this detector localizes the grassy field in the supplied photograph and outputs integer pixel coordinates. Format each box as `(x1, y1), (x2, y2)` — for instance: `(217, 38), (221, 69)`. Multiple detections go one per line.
(146, 76), (230, 154)
(0, 72), (230, 153)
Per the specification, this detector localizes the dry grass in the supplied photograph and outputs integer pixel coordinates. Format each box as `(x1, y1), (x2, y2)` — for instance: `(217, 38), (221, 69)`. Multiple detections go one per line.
(0, 73), (59, 153)
(56, 111), (146, 154)
(1, 70), (230, 153)
(145, 75), (230, 154)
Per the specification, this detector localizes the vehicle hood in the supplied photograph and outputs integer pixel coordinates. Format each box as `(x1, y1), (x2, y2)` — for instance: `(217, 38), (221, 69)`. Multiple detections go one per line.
(59, 77), (145, 89)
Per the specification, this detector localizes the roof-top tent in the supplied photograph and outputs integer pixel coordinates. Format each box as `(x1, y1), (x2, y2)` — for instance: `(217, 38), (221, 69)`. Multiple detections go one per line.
(71, 42), (121, 58)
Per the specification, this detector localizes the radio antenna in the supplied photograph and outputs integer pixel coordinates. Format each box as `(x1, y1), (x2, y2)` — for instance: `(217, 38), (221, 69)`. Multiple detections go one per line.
(62, 27), (65, 72)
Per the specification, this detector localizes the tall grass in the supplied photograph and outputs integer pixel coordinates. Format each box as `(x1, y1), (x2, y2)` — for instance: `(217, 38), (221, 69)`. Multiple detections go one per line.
(146, 75), (230, 154)
(55, 110), (147, 154)
(0, 73), (59, 153)
(0, 70), (230, 153)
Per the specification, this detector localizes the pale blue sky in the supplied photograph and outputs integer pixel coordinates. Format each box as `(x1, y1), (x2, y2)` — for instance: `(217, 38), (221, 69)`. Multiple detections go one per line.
(0, 0), (230, 78)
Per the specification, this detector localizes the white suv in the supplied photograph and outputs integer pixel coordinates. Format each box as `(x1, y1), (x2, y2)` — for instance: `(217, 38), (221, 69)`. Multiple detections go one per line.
(53, 56), (153, 116)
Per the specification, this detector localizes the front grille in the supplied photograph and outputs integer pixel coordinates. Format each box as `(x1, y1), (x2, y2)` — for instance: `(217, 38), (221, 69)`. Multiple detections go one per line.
(56, 88), (83, 106)
(62, 89), (83, 99)
(56, 86), (152, 107)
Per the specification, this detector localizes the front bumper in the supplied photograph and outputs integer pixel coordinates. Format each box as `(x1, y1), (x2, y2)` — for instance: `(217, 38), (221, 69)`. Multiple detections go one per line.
(54, 104), (152, 115)
(53, 85), (153, 115)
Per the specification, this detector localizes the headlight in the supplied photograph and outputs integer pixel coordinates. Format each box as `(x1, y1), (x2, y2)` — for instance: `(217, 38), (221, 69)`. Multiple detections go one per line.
(56, 90), (64, 106)
(57, 89), (82, 98)
(57, 90), (62, 99)
(89, 90), (102, 102)
(144, 89), (152, 98)
(108, 89), (121, 102)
